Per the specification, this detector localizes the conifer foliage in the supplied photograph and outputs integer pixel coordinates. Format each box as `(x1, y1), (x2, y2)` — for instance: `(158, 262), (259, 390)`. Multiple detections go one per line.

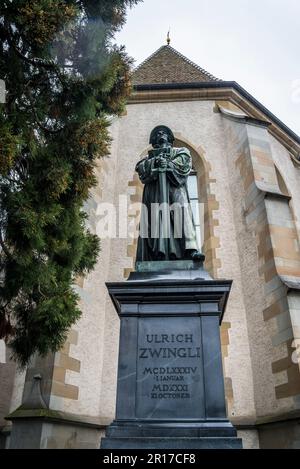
(0, 0), (140, 366)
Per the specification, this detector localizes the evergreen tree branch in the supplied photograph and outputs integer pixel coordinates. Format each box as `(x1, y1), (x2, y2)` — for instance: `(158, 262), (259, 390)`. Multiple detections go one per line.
(4, 21), (59, 71)
(0, 0), (141, 366)
(0, 234), (11, 259)
(27, 93), (63, 134)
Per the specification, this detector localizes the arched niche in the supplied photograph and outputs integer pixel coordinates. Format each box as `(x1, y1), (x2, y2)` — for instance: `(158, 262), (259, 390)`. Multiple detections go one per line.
(174, 137), (219, 276)
(124, 137), (220, 278)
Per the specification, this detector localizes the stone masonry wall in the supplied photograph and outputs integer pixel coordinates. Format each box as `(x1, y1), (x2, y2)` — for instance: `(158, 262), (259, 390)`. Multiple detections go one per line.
(6, 97), (300, 449)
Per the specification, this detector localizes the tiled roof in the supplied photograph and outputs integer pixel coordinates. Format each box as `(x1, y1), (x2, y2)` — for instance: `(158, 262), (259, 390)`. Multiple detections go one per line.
(132, 45), (221, 85)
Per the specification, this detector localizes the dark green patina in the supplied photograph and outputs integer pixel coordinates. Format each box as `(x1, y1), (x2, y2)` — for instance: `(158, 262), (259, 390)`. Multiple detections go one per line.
(135, 126), (203, 262)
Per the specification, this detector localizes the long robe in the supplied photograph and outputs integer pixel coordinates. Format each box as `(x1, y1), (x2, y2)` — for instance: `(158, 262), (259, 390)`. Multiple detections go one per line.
(135, 146), (199, 261)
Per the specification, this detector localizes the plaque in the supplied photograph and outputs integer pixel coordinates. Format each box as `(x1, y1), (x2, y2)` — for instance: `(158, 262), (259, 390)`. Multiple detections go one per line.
(136, 317), (205, 419)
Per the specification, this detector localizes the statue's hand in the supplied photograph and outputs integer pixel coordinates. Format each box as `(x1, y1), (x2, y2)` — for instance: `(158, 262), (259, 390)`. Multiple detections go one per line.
(156, 156), (168, 169)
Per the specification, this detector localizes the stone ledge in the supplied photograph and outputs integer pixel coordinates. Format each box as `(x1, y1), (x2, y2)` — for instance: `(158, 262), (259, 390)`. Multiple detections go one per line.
(263, 190), (291, 201)
(232, 409), (300, 428)
(281, 277), (300, 291)
(217, 104), (271, 129)
(5, 408), (109, 430)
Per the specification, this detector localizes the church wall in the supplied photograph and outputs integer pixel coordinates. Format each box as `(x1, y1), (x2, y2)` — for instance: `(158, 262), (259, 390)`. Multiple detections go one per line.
(221, 114), (300, 447)
(40, 423), (105, 449)
(54, 118), (122, 418)
(202, 114), (256, 426)
(94, 100), (258, 445)
(269, 134), (300, 233)
(222, 119), (283, 419)
(258, 419), (300, 449)
(4, 96), (300, 448)
(237, 429), (260, 449)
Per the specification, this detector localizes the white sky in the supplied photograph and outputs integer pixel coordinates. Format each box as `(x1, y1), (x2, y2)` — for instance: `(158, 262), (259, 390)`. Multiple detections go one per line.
(116, 0), (300, 136)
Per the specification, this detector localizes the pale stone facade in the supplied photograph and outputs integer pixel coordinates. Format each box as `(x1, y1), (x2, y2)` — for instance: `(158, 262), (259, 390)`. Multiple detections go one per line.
(1, 45), (300, 449)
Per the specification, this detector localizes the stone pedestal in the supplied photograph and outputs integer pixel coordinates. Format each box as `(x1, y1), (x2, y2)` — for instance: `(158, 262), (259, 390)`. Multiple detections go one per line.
(101, 262), (242, 449)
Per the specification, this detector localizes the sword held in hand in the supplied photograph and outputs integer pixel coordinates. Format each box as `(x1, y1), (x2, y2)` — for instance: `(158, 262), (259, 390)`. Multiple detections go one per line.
(148, 146), (172, 251)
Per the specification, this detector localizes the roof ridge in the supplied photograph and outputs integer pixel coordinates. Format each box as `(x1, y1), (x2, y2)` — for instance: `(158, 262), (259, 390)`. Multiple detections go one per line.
(133, 45), (221, 82)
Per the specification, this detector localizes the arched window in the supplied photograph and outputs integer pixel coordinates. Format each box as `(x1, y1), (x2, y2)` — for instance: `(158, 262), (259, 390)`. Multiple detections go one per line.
(187, 169), (202, 249)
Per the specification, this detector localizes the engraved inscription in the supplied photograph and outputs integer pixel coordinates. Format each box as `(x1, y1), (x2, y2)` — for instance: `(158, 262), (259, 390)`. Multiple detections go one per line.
(136, 318), (205, 419)
(138, 334), (200, 399)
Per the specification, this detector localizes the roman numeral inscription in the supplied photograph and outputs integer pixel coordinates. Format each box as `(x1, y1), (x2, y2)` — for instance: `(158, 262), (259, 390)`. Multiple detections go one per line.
(136, 318), (205, 418)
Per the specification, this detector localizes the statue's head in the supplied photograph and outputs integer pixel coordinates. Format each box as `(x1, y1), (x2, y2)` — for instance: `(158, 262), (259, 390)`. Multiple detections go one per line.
(149, 125), (174, 148)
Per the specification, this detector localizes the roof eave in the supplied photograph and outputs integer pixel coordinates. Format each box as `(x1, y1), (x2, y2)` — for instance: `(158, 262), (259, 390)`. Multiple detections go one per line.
(131, 81), (300, 150)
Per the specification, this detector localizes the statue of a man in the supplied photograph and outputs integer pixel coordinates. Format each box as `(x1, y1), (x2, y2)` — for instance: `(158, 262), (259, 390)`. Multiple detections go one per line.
(135, 125), (203, 262)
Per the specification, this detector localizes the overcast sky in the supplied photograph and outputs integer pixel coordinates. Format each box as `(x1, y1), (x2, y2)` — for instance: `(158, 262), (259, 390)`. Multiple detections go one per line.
(116, 0), (300, 135)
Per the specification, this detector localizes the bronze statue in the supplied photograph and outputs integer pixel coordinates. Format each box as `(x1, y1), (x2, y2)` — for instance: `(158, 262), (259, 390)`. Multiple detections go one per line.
(135, 125), (203, 262)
